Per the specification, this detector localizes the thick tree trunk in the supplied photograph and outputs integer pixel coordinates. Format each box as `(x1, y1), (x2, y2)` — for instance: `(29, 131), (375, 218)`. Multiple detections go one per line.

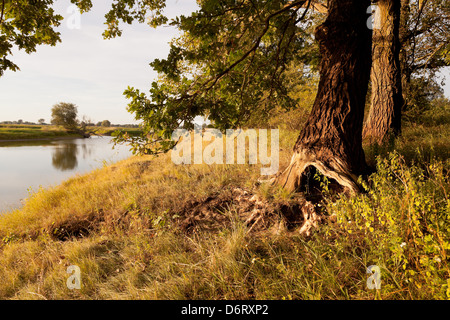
(275, 0), (372, 194)
(363, 0), (403, 144)
(399, 0), (412, 109)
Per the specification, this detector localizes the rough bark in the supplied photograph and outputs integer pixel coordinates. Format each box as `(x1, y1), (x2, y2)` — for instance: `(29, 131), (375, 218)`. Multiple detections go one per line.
(363, 0), (403, 144)
(399, 0), (412, 108)
(275, 0), (372, 194)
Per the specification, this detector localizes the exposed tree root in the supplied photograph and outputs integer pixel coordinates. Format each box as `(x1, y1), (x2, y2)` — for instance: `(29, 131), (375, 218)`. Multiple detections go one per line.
(274, 149), (361, 194)
(171, 147), (362, 237)
(172, 187), (324, 237)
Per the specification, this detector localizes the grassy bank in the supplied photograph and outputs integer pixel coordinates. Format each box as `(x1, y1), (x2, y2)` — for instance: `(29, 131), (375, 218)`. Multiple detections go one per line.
(0, 124), (142, 141)
(0, 125), (83, 141)
(0, 116), (448, 300)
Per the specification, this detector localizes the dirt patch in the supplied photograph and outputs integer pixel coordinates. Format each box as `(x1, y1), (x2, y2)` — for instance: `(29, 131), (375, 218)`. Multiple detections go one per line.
(47, 211), (105, 241)
(41, 186), (324, 242)
(172, 187), (323, 236)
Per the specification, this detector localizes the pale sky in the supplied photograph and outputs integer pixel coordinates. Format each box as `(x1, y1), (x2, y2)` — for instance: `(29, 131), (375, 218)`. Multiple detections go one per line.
(0, 0), (449, 125)
(0, 0), (199, 125)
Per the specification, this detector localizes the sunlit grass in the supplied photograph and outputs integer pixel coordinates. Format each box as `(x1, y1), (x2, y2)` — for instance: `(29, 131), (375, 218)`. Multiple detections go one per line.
(0, 125), (81, 140)
(0, 113), (448, 299)
(0, 124), (141, 141)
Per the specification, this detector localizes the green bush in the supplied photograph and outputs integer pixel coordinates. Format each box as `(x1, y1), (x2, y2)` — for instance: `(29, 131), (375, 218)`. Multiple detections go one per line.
(328, 152), (450, 299)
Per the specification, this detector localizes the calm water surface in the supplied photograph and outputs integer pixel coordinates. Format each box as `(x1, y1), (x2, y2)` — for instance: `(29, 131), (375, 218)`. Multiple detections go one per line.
(0, 136), (133, 212)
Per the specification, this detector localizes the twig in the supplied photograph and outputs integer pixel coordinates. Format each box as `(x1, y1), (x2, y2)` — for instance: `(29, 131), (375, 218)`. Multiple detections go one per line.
(0, 0), (5, 24)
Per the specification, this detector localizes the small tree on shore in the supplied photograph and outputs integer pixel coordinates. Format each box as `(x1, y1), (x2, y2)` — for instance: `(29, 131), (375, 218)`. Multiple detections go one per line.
(51, 102), (78, 130)
(101, 120), (111, 127)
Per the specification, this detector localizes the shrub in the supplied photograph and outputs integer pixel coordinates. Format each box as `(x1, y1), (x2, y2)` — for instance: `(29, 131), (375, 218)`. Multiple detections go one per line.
(329, 152), (450, 299)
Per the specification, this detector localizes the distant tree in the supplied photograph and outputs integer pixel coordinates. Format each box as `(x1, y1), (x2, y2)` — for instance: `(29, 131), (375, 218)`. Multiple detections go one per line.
(81, 115), (94, 127)
(79, 115), (90, 131)
(80, 121), (87, 131)
(101, 120), (111, 127)
(51, 102), (78, 130)
(17, 119), (23, 124)
(96, 121), (102, 127)
(38, 118), (45, 125)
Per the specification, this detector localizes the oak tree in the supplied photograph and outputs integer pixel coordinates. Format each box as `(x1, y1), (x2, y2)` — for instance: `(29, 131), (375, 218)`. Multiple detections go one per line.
(100, 0), (374, 193)
(275, 0), (372, 193)
(2, 0), (376, 193)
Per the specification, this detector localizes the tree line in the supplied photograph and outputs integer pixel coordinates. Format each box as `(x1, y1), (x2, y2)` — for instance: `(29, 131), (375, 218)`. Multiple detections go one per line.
(0, 102), (139, 128)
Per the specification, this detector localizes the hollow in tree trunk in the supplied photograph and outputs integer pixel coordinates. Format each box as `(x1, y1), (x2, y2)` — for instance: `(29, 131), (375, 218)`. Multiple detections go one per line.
(275, 0), (372, 194)
(363, 0), (403, 144)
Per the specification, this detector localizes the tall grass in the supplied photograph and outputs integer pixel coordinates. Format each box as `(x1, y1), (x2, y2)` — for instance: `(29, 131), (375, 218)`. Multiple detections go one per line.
(0, 116), (448, 299)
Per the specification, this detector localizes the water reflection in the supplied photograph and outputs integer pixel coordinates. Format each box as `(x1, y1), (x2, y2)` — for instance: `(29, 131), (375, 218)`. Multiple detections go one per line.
(80, 142), (94, 160)
(0, 137), (132, 211)
(52, 143), (79, 171)
(51, 141), (98, 171)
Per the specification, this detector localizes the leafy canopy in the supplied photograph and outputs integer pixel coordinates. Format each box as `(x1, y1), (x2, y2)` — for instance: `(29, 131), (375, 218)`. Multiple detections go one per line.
(110, 0), (321, 154)
(0, 0), (165, 76)
(399, 0), (450, 116)
(0, 0), (323, 154)
(0, 0), (62, 76)
(2, 1), (448, 154)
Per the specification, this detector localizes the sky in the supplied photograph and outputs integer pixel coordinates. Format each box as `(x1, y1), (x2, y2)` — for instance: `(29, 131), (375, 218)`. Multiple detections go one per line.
(0, 0), (199, 125)
(0, 0), (449, 125)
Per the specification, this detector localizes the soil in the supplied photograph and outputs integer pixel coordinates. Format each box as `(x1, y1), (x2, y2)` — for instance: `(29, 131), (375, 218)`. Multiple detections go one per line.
(171, 187), (324, 236)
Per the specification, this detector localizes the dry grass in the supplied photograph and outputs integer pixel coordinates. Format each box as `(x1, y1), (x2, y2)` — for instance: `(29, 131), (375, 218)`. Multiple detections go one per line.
(0, 119), (448, 300)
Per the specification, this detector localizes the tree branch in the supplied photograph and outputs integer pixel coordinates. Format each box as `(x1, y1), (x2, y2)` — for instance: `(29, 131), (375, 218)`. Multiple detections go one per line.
(198, 0), (308, 92)
(0, 0), (5, 24)
(410, 0), (430, 68)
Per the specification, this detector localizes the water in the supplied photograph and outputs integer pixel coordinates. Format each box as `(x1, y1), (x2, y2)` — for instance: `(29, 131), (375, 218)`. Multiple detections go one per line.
(0, 136), (133, 212)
